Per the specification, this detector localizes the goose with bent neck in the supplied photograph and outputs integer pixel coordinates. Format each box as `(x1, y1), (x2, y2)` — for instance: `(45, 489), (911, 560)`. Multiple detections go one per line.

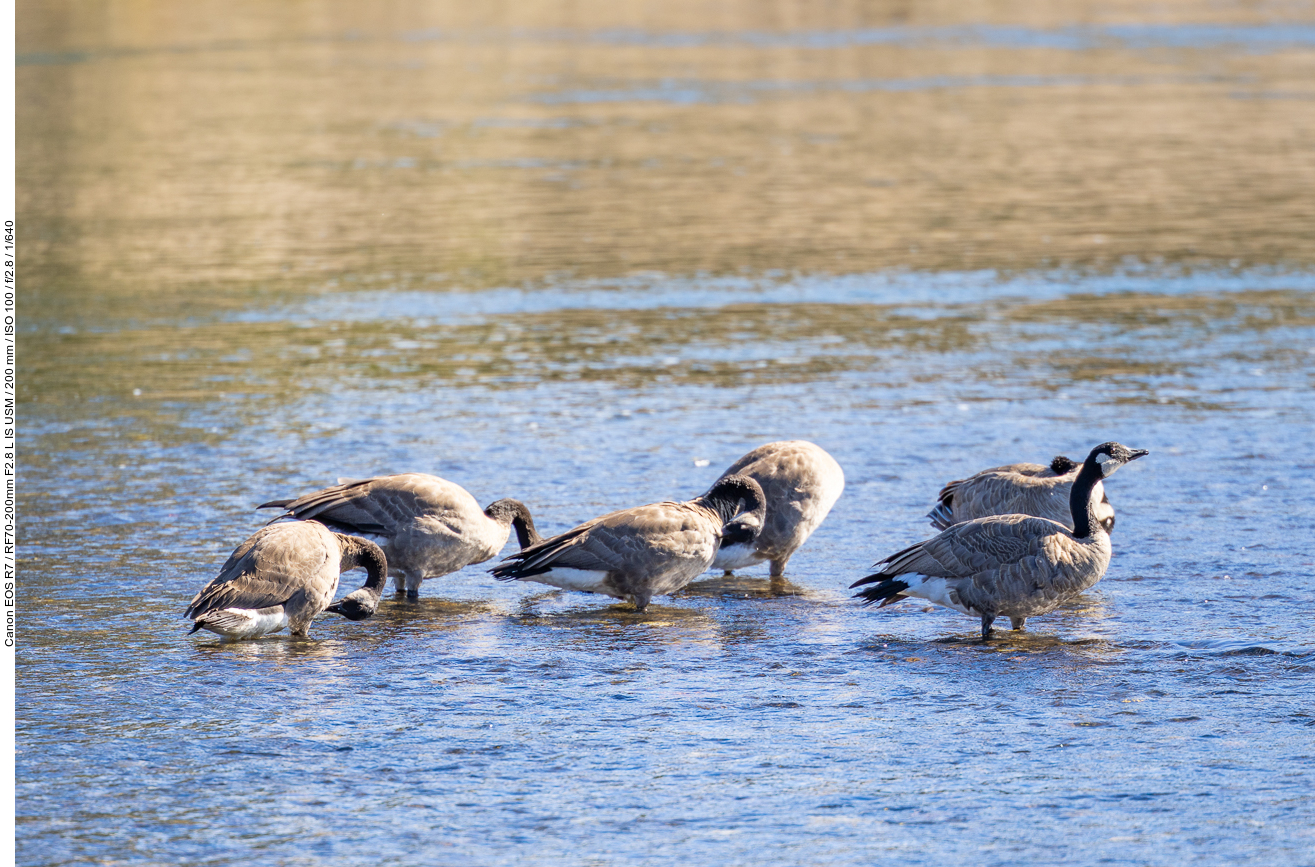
(852, 442), (1148, 640)
(491, 474), (767, 611)
(186, 521), (389, 640)
(258, 474), (540, 598)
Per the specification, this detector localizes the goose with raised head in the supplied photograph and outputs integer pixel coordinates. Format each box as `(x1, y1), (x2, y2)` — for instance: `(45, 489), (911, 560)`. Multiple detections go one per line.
(853, 442), (1148, 640)
(258, 473), (540, 599)
(928, 454), (1116, 533)
(491, 475), (766, 611)
(186, 521), (388, 639)
(709, 440), (845, 578)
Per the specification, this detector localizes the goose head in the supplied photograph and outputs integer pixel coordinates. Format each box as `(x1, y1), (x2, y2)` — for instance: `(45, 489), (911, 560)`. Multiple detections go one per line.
(327, 535), (388, 621)
(702, 474), (767, 545)
(1086, 442), (1150, 479)
(1068, 443), (1147, 538)
(326, 588), (379, 621)
(484, 498), (541, 547)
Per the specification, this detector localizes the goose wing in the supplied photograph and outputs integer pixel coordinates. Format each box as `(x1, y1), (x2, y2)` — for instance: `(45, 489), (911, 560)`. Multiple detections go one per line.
(258, 473), (480, 538)
(861, 514), (1064, 582)
(493, 502), (716, 578)
(935, 462), (1053, 507)
(186, 524), (335, 618)
(933, 468), (1066, 526)
(982, 461), (1052, 478)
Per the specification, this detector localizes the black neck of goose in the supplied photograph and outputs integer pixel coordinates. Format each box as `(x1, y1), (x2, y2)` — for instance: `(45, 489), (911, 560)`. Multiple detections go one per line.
(340, 536), (389, 601)
(1068, 460), (1106, 539)
(485, 499), (541, 548)
(707, 497), (739, 524)
(512, 513), (541, 548)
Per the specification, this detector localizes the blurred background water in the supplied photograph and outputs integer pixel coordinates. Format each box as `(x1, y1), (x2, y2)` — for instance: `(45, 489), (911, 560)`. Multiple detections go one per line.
(16, 1), (1315, 864)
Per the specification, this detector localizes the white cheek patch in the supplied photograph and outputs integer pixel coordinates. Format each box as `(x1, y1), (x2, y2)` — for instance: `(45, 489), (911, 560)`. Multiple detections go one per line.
(1095, 452), (1117, 476)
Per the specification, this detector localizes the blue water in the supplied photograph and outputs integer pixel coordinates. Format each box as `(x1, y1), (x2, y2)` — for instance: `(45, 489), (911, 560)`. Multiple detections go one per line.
(18, 270), (1315, 865)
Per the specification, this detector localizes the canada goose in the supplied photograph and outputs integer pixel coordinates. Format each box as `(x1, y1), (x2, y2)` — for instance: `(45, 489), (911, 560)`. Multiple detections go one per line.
(490, 475), (766, 611)
(928, 454), (1117, 533)
(258, 473), (539, 599)
(708, 440), (845, 577)
(852, 442), (1148, 640)
(186, 521), (387, 639)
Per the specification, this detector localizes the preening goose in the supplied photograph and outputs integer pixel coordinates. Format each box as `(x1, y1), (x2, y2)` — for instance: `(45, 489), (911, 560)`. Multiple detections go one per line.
(928, 454), (1116, 533)
(259, 473), (539, 598)
(709, 440), (845, 577)
(491, 475), (766, 611)
(186, 521), (387, 639)
(853, 442), (1148, 640)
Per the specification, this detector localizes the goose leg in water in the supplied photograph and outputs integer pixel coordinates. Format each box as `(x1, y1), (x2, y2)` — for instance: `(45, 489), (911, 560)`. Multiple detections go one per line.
(403, 573), (423, 599)
(980, 613), (997, 641)
(1010, 616), (1027, 631)
(630, 590), (652, 612)
(769, 556), (790, 579)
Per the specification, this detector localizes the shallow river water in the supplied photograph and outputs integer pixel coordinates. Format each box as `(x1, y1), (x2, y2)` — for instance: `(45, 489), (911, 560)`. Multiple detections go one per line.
(16, 1), (1315, 865)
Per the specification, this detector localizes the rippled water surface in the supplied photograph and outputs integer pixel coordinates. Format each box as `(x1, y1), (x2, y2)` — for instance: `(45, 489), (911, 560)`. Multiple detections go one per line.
(16, 1), (1315, 865)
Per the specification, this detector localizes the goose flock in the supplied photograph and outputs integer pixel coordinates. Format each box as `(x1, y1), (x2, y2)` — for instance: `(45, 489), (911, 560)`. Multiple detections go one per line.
(185, 439), (1147, 642)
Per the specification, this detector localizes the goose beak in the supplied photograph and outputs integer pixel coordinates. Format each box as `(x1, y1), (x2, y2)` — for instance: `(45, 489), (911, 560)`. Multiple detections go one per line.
(325, 598), (377, 621)
(1128, 449), (1150, 461)
(326, 599), (378, 620)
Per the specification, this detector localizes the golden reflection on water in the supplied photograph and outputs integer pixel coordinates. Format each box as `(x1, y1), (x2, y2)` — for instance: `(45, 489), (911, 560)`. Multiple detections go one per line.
(190, 633), (356, 663)
(18, 0), (1315, 326)
(1013, 290), (1315, 330)
(682, 573), (808, 599)
(21, 290), (1314, 411)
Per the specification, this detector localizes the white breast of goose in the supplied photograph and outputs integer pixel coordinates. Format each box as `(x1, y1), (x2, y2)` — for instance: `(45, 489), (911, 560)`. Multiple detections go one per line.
(531, 567), (625, 598)
(197, 607), (293, 640)
(712, 540), (760, 571)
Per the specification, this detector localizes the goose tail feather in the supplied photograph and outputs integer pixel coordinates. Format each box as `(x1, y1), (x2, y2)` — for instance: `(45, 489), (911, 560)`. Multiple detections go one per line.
(490, 559), (550, 580)
(851, 577), (911, 607)
(926, 502), (955, 530)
